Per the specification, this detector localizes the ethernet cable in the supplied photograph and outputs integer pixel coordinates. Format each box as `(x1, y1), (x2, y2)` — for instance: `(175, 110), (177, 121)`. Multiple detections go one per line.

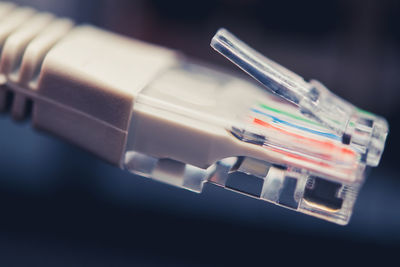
(0, 2), (388, 225)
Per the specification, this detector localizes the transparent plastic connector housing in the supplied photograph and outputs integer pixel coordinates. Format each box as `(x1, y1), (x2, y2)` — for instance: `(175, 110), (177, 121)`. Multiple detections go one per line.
(125, 152), (361, 225)
(211, 28), (388, 167)
(123, 29), (389, 225)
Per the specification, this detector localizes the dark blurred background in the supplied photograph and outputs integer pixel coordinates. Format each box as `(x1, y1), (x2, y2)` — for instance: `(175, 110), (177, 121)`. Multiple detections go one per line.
(0, 0), (399, 265)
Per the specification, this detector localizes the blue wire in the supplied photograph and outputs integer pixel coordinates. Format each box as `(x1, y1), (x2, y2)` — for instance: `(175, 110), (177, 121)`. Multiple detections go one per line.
(251, 108), (341, 141)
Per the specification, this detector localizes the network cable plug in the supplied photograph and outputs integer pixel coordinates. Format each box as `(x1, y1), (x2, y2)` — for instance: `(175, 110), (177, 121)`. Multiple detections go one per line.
(0, 2), (388, 225)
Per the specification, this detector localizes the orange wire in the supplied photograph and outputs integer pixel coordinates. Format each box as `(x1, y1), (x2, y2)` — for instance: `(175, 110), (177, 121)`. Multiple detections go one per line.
(253, 118), (356, 157)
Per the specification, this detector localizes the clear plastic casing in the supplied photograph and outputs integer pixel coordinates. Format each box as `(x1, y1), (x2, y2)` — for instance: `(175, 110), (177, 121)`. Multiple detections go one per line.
(123, 29), (388, 225)
(211, 28), (388, 167)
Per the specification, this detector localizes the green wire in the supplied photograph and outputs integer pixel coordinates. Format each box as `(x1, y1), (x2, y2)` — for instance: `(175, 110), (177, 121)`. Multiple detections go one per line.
(258, 103), (356, 128)
(258, 103), (324, 127)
